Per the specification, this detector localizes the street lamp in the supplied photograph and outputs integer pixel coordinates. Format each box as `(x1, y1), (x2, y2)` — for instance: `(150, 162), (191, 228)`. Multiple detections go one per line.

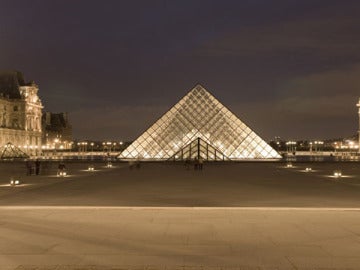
(90, 142), (94, 160)
(313, 141), (324, 153)
(106, 142), (112, 157)
(286, 141), (296, 153)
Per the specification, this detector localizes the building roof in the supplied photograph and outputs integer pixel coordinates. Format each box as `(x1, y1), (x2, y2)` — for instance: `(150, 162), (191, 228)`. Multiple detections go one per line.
(43, 113), (70, 132)
(0, 70), (30, 99)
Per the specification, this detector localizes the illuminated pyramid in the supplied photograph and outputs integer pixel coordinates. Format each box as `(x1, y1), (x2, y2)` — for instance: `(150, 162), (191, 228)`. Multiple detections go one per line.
(0, 142), (29, 159)
(118, 85), (281, 161)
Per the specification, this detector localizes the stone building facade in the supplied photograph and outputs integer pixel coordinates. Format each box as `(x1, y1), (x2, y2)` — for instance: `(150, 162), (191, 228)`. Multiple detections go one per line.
(42, 112), (73, 150)
(0, 71), (43, 155)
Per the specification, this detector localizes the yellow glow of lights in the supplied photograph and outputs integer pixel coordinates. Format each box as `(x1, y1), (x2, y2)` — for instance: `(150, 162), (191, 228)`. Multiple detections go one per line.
(333, 170), (342, 178)
(106, 162), (113, 168)
(57, 171), (67, 177)
(10, 179), (20, 186)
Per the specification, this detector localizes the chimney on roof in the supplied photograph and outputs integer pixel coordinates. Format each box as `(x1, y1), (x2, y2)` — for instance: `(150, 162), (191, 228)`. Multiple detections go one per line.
(45, 112), (51, 126)
(62, 112), (68, 123)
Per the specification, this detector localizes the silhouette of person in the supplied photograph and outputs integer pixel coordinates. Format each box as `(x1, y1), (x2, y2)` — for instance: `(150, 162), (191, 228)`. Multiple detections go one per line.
(35, 159), (41, 175)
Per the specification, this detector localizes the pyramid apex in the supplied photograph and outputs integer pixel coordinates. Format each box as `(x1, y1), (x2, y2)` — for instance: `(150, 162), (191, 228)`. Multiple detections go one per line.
(194, 84), (207, 90)
(188, 84), (209, 95)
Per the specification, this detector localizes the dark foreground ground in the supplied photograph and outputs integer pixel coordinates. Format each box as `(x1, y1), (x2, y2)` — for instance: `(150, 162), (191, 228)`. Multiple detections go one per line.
(1, 161), (360, 270)
(1, 161), (360, 207)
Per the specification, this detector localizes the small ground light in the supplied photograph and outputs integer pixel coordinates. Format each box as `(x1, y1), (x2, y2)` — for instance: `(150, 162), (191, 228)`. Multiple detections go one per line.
(10, 179), (21, 186)
(286, 163), (293, 168)
(57, 171), (67, 177)
(305, 167), (312, 172)
(333, 170), (342, 178)
(88, 165), (94, 171)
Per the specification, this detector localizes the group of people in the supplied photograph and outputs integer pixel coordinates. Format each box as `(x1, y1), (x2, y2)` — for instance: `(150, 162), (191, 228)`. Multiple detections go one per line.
(185, 157), (204, 170)
(25, 159), (41, 175)
(58, 162), (66, 171)
(128, 160), (141, 169)
(25, 160), (66, 176)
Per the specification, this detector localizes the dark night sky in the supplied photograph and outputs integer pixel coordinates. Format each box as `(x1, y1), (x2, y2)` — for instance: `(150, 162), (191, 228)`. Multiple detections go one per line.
(1, 0), (359, 141)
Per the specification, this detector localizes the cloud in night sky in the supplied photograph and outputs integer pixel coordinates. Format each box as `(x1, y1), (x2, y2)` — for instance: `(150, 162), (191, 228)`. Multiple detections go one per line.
(0, 0), (359, 140)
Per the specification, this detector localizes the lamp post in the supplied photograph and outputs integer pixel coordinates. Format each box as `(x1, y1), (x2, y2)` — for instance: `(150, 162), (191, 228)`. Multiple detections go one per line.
(357, 98), (360, 152)
(81, 142), (87, 158)
(313, 141), (324, 154)
(90, 142), (94, 160)
(286, 141), (296, 154)
(106, 142), (111, 156)
(119, 141), (123, 152)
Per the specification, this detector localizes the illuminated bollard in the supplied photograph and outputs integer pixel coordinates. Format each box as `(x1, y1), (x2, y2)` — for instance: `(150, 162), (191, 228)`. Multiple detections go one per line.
(10, 178), (21, 186)
(333, 170), (342, 178)
(57, 171), (67, 177)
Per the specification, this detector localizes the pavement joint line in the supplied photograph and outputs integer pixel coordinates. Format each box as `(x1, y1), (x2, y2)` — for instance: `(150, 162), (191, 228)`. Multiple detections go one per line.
(1, 206), (360, 211)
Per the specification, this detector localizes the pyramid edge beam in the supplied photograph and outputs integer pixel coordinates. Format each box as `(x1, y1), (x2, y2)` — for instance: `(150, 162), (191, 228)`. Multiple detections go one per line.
(118, 84), (203, 160)
(193, 88), (281, 160)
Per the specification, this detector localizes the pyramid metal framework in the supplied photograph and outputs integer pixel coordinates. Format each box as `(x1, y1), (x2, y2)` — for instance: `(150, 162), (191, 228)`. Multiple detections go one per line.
(0, 142), (29, 159)
(118, 85), (281, 161)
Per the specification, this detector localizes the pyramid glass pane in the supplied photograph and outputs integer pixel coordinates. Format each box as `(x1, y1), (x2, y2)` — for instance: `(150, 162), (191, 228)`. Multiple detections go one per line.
(118, 85), (281, 160)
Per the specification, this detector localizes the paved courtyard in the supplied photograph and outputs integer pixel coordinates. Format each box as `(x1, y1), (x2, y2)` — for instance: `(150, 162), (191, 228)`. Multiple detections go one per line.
(1, 161), (360, 269)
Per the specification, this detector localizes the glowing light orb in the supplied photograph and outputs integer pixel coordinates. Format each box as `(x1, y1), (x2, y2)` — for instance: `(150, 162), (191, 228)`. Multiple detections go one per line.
(106, 162), (113, 168)
(333, 170), (342, 178)
(10, 179), (21, 186)
(57, 171), (67, 177)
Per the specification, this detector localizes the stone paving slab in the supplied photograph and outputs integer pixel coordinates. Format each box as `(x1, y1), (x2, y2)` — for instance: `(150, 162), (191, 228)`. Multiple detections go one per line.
(1, 208), (360, 270)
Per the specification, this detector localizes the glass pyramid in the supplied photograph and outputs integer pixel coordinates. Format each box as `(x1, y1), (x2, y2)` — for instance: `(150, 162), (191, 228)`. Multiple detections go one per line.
(118, 85), (281, 160)
(0, 142), (29, 159)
